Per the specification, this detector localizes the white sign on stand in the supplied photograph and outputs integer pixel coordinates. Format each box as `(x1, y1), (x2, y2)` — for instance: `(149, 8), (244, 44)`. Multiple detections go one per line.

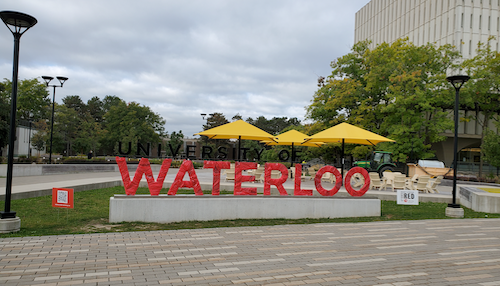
(397, 189), (419, 205)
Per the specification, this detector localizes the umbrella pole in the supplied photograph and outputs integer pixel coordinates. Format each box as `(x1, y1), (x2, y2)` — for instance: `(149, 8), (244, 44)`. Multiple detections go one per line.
(341, 138), (345, 185)
(238, 136), (241, 161)
(291, 143), (294, 165)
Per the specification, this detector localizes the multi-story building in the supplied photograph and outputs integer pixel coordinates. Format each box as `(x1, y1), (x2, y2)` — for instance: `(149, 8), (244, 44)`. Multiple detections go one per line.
(354, 0), (500, 174)
(355, 0), (500, 59)
(0, 122), (44, 159)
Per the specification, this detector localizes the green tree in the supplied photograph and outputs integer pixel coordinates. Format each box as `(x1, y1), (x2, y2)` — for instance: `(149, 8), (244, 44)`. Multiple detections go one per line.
(232, 113), (243, 121)
(246, 116), (301, 135)
(166, 130), (184, 157)
(0, 81), (9, 149)
(63, 95), (87, 118)
(201, 112), (229, 145)
(203, 112), (229, 130)
(307, 39), (461, 162)
(87, 96), (105, 123)
(31, 120), (48, 156)
(0, 78), (51, 122)
(100, 100), (166, 155)
(56, 96), (97, 155)
(482, 129), (500, 168)
(102, 95), (122, 114)
(73, 119), (102, 155)
(53, 104), (80, 155)
(462, 37), (500, 176)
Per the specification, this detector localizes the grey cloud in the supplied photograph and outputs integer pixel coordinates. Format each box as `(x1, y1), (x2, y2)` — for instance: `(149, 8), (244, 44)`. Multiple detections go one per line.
(1, 0), (370, 137)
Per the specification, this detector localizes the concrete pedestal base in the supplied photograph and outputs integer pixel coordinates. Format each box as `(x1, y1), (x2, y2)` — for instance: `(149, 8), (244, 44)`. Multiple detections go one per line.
(445, 207), (464, 218)
(109, 195), (381, 223)
(0, 217), (21, 233)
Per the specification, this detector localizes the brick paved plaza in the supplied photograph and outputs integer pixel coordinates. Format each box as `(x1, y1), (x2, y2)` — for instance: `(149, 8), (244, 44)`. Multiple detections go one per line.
(1, 218), (500, 285)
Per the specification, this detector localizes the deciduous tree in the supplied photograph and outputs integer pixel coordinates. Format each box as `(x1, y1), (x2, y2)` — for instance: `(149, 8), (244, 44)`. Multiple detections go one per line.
(462, 38), (500, 175)
(0, 81), (10, 149)
(0, 78), (50, 122)
(482, 129), (500, 168)
(307, 39), (461, 162)
(30, 120), (48, 156)
(100, 100), (165, 154)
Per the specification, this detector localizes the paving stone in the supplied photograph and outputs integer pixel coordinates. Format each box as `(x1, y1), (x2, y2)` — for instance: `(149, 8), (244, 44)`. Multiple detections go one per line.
(2, 219), (500, 285)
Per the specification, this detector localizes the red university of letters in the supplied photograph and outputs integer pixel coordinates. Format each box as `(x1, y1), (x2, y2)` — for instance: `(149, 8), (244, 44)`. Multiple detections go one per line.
(116, 157), (371, 197)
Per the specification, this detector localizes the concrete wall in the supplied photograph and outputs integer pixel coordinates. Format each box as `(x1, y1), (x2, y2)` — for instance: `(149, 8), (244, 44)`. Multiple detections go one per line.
(459, 187), (500, 213)
(459, 186), (500, 213)
(109, 195), (381, 223)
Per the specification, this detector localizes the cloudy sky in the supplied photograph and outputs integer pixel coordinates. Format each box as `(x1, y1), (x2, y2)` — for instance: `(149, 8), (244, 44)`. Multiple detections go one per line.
(1, 0), (370, 137)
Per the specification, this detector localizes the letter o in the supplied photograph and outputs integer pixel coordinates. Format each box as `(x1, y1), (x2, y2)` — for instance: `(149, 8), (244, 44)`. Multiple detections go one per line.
(344, 167), (370, 197)
(315, 166), (342, 196)
(278, 150), (289, 161)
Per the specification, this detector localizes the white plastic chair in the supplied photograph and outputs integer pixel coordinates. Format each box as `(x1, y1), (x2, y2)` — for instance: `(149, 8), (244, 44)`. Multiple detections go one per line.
(369, 172), (386, 190)
(426, 175), (443, 193)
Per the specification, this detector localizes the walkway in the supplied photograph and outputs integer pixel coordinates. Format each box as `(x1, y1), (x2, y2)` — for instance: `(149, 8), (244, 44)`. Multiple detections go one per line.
(1, 169), (500, 285)
(1, 219), (500, 285)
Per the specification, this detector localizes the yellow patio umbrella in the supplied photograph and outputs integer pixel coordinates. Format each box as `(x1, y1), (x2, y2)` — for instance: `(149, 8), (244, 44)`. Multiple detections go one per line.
(195, 120), (275, 160)
(261, 130), (323, 163)
(304, 122), (395, 179)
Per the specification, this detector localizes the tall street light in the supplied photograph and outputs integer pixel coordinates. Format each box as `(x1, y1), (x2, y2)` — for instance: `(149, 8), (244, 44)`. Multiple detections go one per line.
(0, 11), (37, 230)
(42, 76), (68, 164)
(200, 113), (214, 121)
(446, 75), (470, 218)
(200, 113), (214, 130)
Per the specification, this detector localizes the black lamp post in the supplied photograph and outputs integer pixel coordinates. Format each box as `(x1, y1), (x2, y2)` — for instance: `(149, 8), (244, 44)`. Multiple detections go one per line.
(446, 75), (470, 209)
(42, 76), (68, 164)
(0, 11), (37, 222)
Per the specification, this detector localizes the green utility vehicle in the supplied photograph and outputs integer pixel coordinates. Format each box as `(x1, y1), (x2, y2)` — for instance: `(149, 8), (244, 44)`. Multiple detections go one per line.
(354, 151), (405, 176)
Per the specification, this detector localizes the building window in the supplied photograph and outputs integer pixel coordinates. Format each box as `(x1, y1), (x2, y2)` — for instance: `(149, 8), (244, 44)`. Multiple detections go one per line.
(479, 15), (482, 29)
(460, 39), (463, 53)
(461, 13), (464, 27)
(489, 16), (491, 30)
(471, 14), (473, 29)
(469, 40), (472, 55)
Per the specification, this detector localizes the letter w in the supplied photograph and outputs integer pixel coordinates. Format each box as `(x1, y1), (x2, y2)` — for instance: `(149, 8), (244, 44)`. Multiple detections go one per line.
(116, 157), (172, 195)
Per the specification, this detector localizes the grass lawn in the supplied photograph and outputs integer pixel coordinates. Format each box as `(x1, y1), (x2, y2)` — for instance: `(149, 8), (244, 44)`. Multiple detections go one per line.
(1, 186), (499, 238)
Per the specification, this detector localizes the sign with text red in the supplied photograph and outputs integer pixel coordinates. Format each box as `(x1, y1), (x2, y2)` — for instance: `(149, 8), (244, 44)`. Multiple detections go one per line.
(52, 188), (74, 208)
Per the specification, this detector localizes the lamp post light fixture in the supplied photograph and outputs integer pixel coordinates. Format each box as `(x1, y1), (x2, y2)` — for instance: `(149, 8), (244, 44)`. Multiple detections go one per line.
(42, 76), (68, 164)
(200, 113), (214, 130)
(200, 113), (214, 120)
(446, 74), (470, 218)
(0, 11), (37, 230)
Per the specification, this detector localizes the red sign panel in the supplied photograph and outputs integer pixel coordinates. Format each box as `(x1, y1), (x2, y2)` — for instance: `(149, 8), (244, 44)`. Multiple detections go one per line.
(52, 188), (74, 209)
